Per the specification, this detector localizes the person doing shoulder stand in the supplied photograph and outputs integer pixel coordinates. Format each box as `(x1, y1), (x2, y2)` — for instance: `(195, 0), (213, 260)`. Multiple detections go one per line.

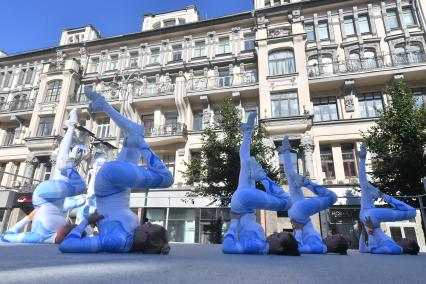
(222, 112), (300, 256)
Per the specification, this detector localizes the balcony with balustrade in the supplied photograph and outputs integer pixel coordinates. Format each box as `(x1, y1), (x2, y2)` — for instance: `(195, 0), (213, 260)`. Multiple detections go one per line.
(308, 51), (426, 91)
(185, 71), (258, 96)
(144, 122), (187, 146)
(0, 99), (35, 122)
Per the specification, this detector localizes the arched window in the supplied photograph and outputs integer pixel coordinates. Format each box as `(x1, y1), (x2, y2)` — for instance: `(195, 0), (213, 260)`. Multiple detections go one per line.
(268, 50), (295, 76)
(408, 44), (424, 63)
(348, 52), (361, 72)
(11, 94), (27, 111)
(307, 56), (319, 77)
(394, 46), (408, 65)
(363, 50), (377, 69)
(45, 80), (62, 102)
(321, 56), (333, 75)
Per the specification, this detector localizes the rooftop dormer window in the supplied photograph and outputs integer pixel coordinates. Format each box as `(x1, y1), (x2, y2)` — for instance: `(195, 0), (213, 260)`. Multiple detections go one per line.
(164, 19), (176, 27)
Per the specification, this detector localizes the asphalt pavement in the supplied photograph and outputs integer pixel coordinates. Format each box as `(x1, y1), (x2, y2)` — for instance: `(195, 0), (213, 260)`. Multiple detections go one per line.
(0, 243), (425, 284)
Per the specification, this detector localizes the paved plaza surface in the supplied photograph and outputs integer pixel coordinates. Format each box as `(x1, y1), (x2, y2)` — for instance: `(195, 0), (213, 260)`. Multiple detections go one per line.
(0, 243), (425, 284)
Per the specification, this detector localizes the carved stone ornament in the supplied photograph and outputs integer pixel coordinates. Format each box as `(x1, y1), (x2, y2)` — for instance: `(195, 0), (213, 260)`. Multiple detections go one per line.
(300, 133), (314, 153)
(343, 80), (355, 112)
(268, 26), (291, 38)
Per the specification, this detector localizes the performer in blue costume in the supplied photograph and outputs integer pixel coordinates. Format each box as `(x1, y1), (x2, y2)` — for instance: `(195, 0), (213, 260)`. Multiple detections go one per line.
(2, 109), (87, 244)
(281, 136), (348, 254)
(59, 87), (172, 254)
(222, 112), (299, 256)
(75, 153), (106, 224)
(358, 144), (419, 255)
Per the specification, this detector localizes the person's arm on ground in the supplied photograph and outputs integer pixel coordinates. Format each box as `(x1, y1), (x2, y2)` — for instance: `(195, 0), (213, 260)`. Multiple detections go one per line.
(59, 219), (102, 253)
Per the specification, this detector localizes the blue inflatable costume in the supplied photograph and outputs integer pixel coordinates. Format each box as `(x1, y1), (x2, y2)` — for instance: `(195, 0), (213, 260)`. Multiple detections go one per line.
(60, 87), (174, 253)
(2, 109), (87, 244)
(281, 136), (337, 254)
(358, 144), (416, 254)
(222, 112), (292, 254)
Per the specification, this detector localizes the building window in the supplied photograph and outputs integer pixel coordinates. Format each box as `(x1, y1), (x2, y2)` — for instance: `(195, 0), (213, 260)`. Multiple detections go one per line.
(341, 143), (357, 178)
(142, 114), (155, 136)
(213, 110), (222, 127)
(37, 116), (54, 136)
(10, 94), (28, 111)
(305, 24), (315, 41)
(172, 45), (183, 61)
(358, 14), (371, 34)
(313, 97), (338, 122)
(320, 144), (335, 179)
(363, 50), (377, 69)
(150, 49), (160, 64)
(0, 97), (5, 111)
(3, 71), (12, 88)
(17, 69), (26, 85)
(165, 113), (178, 126)
(344, 17), (356, 36)
(167, 208), (196, 243)
(193, 111), (203, 131)
(218, 37), (231, 54)
(3, 128), (16, 145)
(408, 44), (424, 63)
(268, 50), (296, 76)
(162, 154), (176, 177)
(387, 9), (400, 29)
(402, 7), (415, 27)
(348, 52), (362, 71)
(152, 22), (161, 29)
(394, 46), (408, 64)
(194, 41), (206, 57)
(318, 21), (329, 40)
(358, 93), (383, 118)
(110, 55), (119, 70)
(164, 19), (176, 27)
(0, 72), (3, 88)
(412, 87), (425, 108)
(96, 117), (110, 138)
(25, 67), (34, 84)
(129, 52), (139, 68)
(244, 33), (255, 50)
(321, 56), (334, 74)
(45, 80), (62, 102)
(307, 56), (319, 77)
(91, 58), (100, 73)
(271, 92), (299, 117)
(218, 68), (231, 87)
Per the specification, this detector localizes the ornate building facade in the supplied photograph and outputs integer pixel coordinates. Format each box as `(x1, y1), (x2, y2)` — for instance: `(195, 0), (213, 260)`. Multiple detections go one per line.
(0, 0), (425, 248)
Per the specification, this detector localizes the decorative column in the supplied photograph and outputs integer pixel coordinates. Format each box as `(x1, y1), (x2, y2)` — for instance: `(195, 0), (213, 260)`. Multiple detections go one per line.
(300, 133), (315, 180)
(23, 153), (39, 185)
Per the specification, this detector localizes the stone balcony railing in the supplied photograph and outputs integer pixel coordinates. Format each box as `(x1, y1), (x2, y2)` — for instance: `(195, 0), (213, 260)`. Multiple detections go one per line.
(133, 83), (175, 98)
(308, 51), (426, 79)
(0, 99), (35, 113)
(186, 72), (258, 92)
(145, 123), (187, 138)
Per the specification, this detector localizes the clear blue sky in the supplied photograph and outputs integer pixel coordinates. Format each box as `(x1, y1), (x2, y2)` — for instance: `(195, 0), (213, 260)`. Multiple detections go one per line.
(0, 0), (253, 55)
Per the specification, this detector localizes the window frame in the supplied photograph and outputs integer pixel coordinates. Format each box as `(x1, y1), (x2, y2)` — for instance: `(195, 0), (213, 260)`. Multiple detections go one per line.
(270, 92), (299, 117)
(268, 49), (296, 76)
(358, 92), (384, 118)
(37, 116), (54, 137)
(320, 144), (336, 179)
(318, 21), (330, 40)
(313, 96), (338, 122)
(344, 16), (356, 36)
(217, 36), (231, 54)
(45, 80), (62, 102)
(358, 14), (371, 34)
